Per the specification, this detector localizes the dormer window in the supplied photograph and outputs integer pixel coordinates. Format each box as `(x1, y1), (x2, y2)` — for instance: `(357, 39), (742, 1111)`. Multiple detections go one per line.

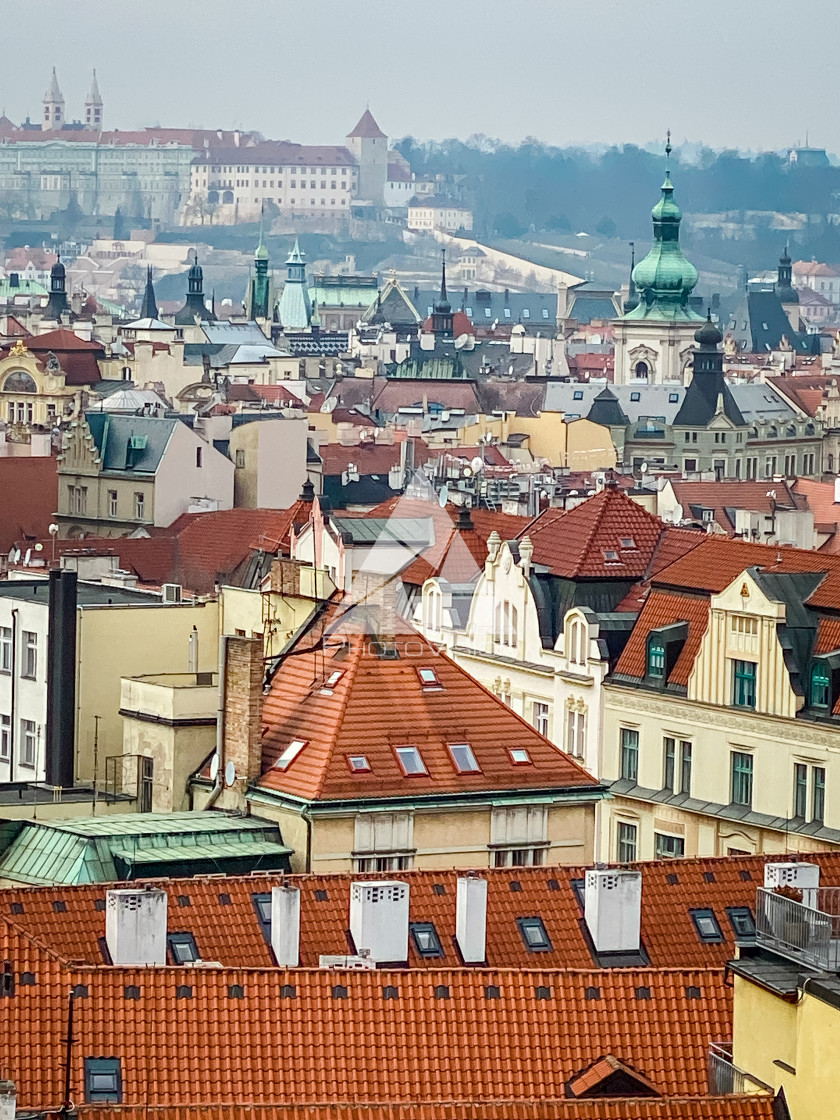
(644, 623), (688, 687)
(647, 638), (665, 679)
(811, 662), (831, 708)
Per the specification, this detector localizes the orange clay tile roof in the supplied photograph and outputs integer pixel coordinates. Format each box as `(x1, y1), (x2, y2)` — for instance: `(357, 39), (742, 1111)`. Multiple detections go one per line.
(667, 480), (803, 532)
(613, 590), (710, 685)
(520, 488), (677, 579)
(7, 851), (838, 973)
(74, 1101), (779, 1120)
(566, 1054), (661, 1098)
(319, 440), (429, 478)
(0, 930), (730, 1110)
(258, 613), (599, 801)
(793, 477), (840, 541)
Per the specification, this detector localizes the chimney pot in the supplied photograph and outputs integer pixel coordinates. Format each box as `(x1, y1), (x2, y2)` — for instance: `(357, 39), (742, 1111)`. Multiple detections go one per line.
(105, 887), (167, 966)
(349, 880), (409, 963)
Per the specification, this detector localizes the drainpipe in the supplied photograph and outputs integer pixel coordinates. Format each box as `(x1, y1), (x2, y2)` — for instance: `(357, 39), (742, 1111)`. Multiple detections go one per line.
(202, 633), (228, 810)
(8, 609), (17, 778)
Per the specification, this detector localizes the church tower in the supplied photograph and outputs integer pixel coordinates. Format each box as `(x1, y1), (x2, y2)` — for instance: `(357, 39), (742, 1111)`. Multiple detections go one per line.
(140, 266), (158, 320)
(174, 255), (217, 325)
(43, 68), (64, 131)
(346, 109), (388, 204)
(44, 254), (69, 320)
(613, 135), (704, 385)
(85, 70), (103, 130)
(246, 207), (271, 321)
(277, 238), (312, 330)
(430, 250), (454, 338)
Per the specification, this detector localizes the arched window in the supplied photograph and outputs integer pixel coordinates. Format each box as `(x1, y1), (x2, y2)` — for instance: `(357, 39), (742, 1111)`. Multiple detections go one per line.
(207, 190), (219, 204)
(222, 190), (234, 204)
(634, 360), (649, 379)
(568, 620), (579, 663)
(3, 370), (37, 393)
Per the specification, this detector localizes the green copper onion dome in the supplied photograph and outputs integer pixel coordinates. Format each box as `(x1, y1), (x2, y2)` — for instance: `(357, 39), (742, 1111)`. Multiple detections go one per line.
(624, 135), (702, 322)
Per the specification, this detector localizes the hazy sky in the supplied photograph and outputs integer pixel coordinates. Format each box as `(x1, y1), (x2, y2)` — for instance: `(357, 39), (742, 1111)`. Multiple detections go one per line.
(6, 0), (840, 152)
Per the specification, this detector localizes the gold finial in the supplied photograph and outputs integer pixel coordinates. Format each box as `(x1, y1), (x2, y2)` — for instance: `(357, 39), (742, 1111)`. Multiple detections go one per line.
(10, 338), (28, 356)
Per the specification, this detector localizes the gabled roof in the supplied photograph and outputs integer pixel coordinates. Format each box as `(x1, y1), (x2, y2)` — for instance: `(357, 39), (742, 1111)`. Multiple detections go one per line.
(347, 109), (387, 139)
(613, 589), (710, 685)
(258, 606), (600, 803)
(521, 487), (696, 580)
(8, 851), (840, 972)
(667, 479), (803, 532)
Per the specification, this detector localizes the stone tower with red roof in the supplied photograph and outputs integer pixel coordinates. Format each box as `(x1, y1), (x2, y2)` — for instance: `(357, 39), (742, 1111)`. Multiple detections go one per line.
(346, 108), (388, 204)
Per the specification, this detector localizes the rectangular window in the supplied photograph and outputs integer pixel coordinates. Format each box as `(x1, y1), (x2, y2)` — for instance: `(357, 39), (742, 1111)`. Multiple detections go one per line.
(235, 449), (246, 469)
(0, 714), (9, 760)
(492, 847), (546, 868)
(0, 627), (10, 672)
(22, 631), (37, 679)
(813, 766), (826, 823)
(517, 916), (552, 951)
(20, 719), (36, 767)
(195, 446), (203, 468)
(168, 932), (199, 963)
(134, 492), (145, 520)
(654, 832), (685, 859)
(732, 660), (756, 708)
(108, 490), (118, 518)
(648, 638), (665, 679)
(410, 922), (443, 958)
(566, 709), (585, 757)
(663, 737), (675, 791)
(794, 762), (808, 818)
(84, 1058), (122, 1104)
(532, 701), (550, 738)
(617, 821), (637, 862)
(680, 741), (692, 796)
(810, 663), (830, 708)
(731, 752), (754, 807)
(395, 745), (427, 775)
(447, 742), (479, 774)
(620, 728), (639, 782)
(139, 756), (154, 813)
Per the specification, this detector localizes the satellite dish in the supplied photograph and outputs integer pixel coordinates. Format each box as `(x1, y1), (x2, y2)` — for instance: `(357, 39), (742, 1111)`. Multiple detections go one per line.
(471, 456), (484, 473)
(224, 760), (236, 787)
(439, 484), (449, 508)
(209, 754), (220, 782)
(321, 397), (338, 413)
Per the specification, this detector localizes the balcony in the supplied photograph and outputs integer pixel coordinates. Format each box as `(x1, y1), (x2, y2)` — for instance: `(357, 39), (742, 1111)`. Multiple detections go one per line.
(756, 885), (840, 971)
(707, 1042), (772, 1095)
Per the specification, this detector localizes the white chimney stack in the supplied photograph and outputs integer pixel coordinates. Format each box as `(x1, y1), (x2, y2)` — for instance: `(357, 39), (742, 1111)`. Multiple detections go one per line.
(764, 862), (820, 908)
(456, 875), (487, 963)
(0, 1080), (16, 1120)
(349, 881), (409, 963)
(834, 476), (840, 505)
(105, 887), (167, 966)
(584, 869), (642, 953)
(271, 885), (300, 967)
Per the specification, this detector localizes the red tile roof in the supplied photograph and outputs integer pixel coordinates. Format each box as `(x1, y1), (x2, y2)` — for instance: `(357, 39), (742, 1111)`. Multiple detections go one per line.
(348, 109), (387, 139)
(74, 1102), (778, 1120)
(259, 609), (598, 802)
(252, 384), (306, 407)
(667, 480), (803, 532)
(521, 488), (693, 580)
(793, 477), (840, 545)
(0, 456), (58, 550)
(7, 851), (840, 973)
(319, 440), (428, 478)
(613, 590), (710, 685)
(6, 328), (106, 385)
(0, 921), (730, 1110)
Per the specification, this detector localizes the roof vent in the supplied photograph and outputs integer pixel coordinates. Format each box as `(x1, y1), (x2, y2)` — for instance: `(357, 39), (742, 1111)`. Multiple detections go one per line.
(584, 869), (642, 953)
(456, 876), (487, 964)
(349, 880), (410, 963)
(765, 862), (820, 907)
(318, 953), (376, 970)
(270, 886), (300, 967)
(105, 887), (167, 966)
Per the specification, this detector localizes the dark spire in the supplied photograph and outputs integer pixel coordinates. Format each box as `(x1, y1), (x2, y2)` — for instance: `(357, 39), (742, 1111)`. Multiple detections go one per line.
(174, 251), (216, 324)
(140, 265), (158, 320)
(776, 243), (798, 304)
(431, 249), (453, 337)
(673, 312), (744, 428)
(624, 241), (639, 312)
(44, 251), (68, 320)
(439, 247), (448, 303)
(299, 478), (315, 502)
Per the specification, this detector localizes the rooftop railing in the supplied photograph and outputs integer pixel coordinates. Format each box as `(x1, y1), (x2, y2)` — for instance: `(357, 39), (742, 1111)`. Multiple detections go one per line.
(708, 1042), (772, 1096)
(756, 886), (840, 971)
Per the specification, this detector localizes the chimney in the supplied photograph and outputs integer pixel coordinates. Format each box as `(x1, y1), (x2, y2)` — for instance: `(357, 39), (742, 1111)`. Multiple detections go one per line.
(765, 861), (820, 908)
(46, 569), (77, 788)
(105, 887), (167, 965)
(584, 868), (642, 953)
(222, 635), (264, 782)
(188, 626), (199, 674)
(456, 875), (487, 963)
(271, 885), (300, 967)
(0, 1082), (15, 1120)
(349, 880), (409, 963)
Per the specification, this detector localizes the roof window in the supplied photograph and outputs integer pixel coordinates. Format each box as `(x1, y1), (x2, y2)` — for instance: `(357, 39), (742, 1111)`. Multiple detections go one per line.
(417, 666), (442, 689)
(535, 985), (551, 1000)
(410, 922), (444, 958)
(434, 984), (450, 999)
(124, 986), (140, 1000)
(395, 745), (428, 775)
(168, 932), (199, 964)
(448, 742), (480, 774)
(275, 739), (307, 770)
(84, 1058), (122, 1104)
(509, 748), (532, 765)
(573, 390), (584, 400)
(690, 908), (723, 943)
(620, 537), (636, 549)
(726, 906), (756, 939)
(348, 755), (371, 772)
(228, 984), (245, 999)
(603, 550), (620, 562)
(630, 391), (641, 401)
(252, 893), (272, 944)
(320, 670), (344, 694)
(517, 916), (552, 952)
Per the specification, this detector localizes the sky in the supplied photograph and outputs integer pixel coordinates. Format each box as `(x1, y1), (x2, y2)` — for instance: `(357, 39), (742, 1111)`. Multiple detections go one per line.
(6, 0), (840, 153)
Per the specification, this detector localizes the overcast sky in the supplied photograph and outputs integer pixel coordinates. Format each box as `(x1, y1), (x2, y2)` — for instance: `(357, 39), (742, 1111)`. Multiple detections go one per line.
(6, 0), (839, 153)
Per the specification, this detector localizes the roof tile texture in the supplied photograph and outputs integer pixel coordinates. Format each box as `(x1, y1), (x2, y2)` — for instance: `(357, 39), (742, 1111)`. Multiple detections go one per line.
(614, 591), (710, 685)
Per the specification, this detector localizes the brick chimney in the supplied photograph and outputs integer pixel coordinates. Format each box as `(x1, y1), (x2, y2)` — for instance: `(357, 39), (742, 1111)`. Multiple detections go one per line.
(223, 636), (264, 783)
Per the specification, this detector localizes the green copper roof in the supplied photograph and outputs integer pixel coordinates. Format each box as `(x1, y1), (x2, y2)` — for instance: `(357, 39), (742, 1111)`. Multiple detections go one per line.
(623, 147), (703, 323)
(0, 811), (291, 886)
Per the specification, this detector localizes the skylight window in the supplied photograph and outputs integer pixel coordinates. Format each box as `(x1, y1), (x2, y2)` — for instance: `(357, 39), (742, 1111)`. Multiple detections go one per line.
(347, 755), (371, 772)
(726, 906), (756, 939)
(84, 1059), (122, 1104)
(395, 745), (428, 775)
(669, 392), (679, 403)
(604, 550), (620, 561)
(168, 932), (199, 964)
(620, 537), (636, 549)
(517, 916), (552, 952)
(573, 390), (584, 400)
(690, 908), (723, 943)
(320, 670), (344, 694)
(275, 739), (307, 770)
(417, 666), (442, 689)
(630, 391), (641, 401)
(509, 748), (532, 764)
(448, 742), (480, 773)
(410, 922), (444, 958)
